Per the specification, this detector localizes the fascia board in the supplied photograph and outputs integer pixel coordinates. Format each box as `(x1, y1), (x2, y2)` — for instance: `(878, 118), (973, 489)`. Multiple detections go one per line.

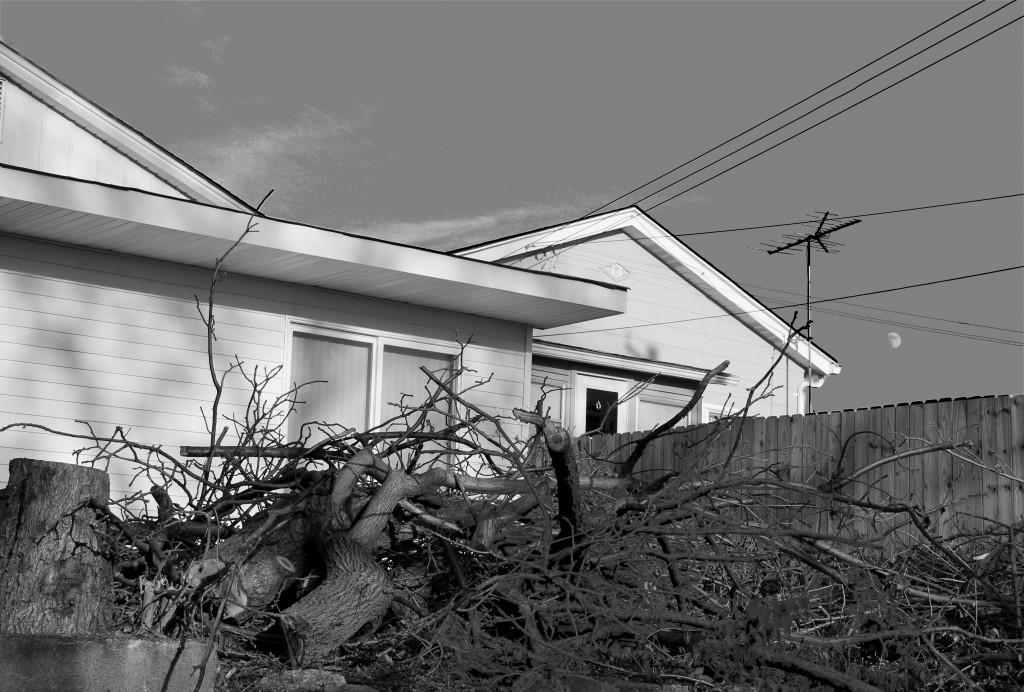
(625, 215), (840, 376)
(0, 42), (252, 212)
(533, 340), (737, 385)
(0, 166), (626, 328)
(457, 208), (642, 262)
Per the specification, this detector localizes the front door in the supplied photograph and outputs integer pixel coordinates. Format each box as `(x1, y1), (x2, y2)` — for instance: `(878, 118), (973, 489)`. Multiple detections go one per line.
(572, 373), (629, 436)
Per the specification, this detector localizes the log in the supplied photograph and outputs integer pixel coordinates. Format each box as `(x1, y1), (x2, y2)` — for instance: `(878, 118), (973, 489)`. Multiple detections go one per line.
(0, 459), (113, 634)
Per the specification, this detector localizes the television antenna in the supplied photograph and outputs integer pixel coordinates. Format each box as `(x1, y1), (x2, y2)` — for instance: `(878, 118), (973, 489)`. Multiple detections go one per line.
(762, 212), (861, 413)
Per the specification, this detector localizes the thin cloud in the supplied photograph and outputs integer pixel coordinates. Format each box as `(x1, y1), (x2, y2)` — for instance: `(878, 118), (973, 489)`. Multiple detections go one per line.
(205, 35), (232, 63)
(164, 65), (214, 89)
(193, 96), (222, 114)
(358, 197), (609, 250)
(182, 2), (207, 23)
(174, 108), (372, 217)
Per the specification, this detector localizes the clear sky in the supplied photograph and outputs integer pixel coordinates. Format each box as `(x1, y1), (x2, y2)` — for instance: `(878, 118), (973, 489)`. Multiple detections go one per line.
(3, 1), (1021, 412)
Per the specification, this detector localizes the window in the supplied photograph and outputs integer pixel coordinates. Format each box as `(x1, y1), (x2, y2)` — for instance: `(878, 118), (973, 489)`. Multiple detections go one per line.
(637, 397), (693, 432)
(288, 324), (455, 442)
(529, 375), (566, 429)
(380, 344), (453, 433)
(290, 333), (372, 432)
(0, 80), (5, 143)
(572, 373), (629, 436)
(585, 388), (620, 434)
(635, 385), (698, 432)
(702, 403), (729, 424)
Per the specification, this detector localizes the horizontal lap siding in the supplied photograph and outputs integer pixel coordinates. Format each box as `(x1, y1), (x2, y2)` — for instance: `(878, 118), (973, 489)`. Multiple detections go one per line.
(526, 238), (803, 420)
(0, 236), (531, 505)
(0, 243), (286, 502)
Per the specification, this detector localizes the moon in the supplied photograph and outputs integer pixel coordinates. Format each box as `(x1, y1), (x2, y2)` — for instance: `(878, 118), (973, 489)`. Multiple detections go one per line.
(887, 332), (902, 349)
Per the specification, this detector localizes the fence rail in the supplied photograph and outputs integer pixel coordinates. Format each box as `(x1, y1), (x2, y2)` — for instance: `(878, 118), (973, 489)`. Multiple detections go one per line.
(579, 394), (1024, 548)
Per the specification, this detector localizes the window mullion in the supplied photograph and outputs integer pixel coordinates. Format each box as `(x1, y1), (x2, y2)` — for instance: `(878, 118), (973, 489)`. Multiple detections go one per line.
(369, 338), (385, 429)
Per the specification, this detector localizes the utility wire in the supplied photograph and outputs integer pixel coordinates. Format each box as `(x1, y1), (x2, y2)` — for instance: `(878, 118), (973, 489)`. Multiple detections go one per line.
(510, 0), (1007, 259)
(756, 298), (1023, 346)
(574, 193), (1023, 242)
(585, 0), (993, 217)
(541, 265), (1024, 337)
(644, 7), (1023, 211)
(741, 280), (1019, 335)
(557, 258), (1024, 342)
(564, 255), (1024, 337)
(522, 9), (1023, 270)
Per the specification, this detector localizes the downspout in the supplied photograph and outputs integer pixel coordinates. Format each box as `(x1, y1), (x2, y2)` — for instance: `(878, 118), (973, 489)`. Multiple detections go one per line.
(796, 374), (826, 414)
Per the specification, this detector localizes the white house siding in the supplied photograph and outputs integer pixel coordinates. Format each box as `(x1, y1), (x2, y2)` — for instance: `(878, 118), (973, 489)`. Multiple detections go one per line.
(0, 79), (185, 198)
(513, 233), (804, 420)
(0, 235), (531, 511)
(530, 356), (699, 436)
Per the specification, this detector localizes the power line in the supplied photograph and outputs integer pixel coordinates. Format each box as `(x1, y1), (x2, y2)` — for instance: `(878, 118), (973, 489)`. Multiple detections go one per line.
(663, 193), (1022, 239)
(541, 265), (1024, 337)
(757, 297), (1023, 347)
(512, 6), (1021, 272)
(644, 8), (1023, 212)
(740, 281), (1024, 335)
(524, 8), (1019, 268)
(547, 241), (1024, 345)
(508, 1), (1000, 260)
(534, 193), (1023, 270)
(555, 246), (1024, 336)
(584, 0), (993, 217)
(548, 251), (1024, 338)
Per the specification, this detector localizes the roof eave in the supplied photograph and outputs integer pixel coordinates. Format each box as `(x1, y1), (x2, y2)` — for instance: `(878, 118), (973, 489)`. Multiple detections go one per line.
(0, 165), (626, 330)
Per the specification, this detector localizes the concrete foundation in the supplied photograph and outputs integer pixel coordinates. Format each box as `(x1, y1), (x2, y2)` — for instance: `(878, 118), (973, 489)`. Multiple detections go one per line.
(0, 634), (217, 692)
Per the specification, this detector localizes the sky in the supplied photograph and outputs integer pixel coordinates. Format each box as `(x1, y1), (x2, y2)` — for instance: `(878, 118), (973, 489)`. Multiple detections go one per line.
(2, 1), (1021, 412)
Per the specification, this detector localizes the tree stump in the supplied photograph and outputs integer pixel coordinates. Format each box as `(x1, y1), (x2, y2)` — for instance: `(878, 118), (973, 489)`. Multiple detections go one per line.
(0, 458), (112, 634)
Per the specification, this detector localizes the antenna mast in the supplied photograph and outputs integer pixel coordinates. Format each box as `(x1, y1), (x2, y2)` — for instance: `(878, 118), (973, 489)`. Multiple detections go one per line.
(763, 212), (861, 413)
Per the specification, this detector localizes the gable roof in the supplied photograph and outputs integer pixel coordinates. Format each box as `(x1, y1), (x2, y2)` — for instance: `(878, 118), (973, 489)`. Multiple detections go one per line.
(0, 39), (254, 212)
(455, 207), (841, 378)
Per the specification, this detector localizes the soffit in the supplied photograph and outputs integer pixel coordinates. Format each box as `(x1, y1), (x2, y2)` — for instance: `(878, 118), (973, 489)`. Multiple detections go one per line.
(0, 167), (626, 330)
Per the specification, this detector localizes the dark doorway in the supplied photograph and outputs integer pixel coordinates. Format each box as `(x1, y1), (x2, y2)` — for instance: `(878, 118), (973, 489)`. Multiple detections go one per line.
(585, 388), (619, 434)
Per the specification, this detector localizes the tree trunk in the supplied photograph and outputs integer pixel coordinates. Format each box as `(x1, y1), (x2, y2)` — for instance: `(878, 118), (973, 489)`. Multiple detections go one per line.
(283, 532), (394, 663)
(0, 458), (112, 634)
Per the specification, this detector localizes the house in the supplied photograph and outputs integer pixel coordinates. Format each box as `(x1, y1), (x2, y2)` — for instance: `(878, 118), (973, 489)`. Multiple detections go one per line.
(456, 208), (841, 432)
(0, 39), (839, 509)
(0, 40), (626, 506)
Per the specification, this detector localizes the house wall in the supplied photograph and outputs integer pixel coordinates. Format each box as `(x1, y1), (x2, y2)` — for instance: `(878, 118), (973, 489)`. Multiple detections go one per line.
(0, 78), (185, 197)
(514, 233), (804, 421)
(531, 356), (699, 435)
(0, 234), (531, 512)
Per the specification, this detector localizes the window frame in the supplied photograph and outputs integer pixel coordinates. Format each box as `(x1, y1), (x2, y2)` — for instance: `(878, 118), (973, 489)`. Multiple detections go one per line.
(636, 391), (697, 431)
(529, 373), (568, 428)
(571, 371), (631, 436)
(702, 402), (730, 424)
(285, 318), (461, 435)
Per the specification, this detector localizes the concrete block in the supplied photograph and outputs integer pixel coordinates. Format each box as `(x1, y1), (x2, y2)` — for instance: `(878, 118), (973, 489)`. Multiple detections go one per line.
(0, 634), (217, 692)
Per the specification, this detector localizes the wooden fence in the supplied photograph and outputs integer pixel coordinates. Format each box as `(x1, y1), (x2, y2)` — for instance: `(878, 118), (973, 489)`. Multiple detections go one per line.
(579, 394), (1024, 548)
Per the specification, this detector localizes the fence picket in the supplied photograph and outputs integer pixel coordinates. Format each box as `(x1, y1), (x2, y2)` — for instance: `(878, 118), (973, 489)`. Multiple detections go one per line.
(893, 403), (913, 546)
(963, 397), (986, 533)
(1012, 396), (1024, 524)
(599, 394), (1023, 551)
(988, 395), (1013, 526)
